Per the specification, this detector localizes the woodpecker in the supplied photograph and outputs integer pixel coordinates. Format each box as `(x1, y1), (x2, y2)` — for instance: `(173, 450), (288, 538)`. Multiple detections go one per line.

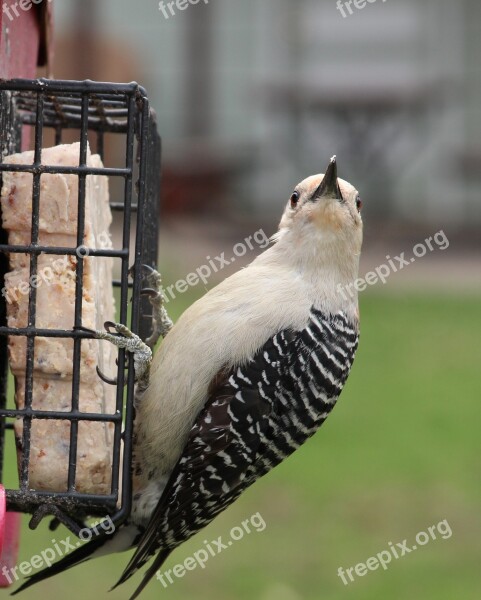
(14, 156), (363, 598)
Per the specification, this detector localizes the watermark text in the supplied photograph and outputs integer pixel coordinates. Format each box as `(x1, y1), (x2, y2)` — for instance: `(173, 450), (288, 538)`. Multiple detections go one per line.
(338, 518), (452, 585)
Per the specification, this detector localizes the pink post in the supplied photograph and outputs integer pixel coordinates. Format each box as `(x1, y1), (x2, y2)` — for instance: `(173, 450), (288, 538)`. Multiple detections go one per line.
(0, 485), (21, 587)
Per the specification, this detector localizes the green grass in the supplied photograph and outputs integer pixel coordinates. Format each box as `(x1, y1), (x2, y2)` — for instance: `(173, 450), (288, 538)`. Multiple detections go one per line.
(3, 292), (480, 599)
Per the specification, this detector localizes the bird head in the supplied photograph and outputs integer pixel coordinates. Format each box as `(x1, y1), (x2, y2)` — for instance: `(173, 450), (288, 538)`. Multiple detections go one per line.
(277, 156), (363, 261)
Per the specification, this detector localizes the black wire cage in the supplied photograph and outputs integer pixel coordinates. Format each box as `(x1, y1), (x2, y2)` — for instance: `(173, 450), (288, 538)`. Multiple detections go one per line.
(0, 78), (161, 537)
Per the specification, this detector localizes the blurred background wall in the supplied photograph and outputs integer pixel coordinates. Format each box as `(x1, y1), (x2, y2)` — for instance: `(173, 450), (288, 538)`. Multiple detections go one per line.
(52, 0), (481, 227)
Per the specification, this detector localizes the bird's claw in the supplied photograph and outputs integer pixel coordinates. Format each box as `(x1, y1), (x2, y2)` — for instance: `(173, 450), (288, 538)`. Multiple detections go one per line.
(75, 324), (129, 386)
(94, 321), (152, 389)
(91, 265), (172, 387)
(96, 365), (121, 386)
(131, 264), (173, 348)
(103, 321), (120, 335)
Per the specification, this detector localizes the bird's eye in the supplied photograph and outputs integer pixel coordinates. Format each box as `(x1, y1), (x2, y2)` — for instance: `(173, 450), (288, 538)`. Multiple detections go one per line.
(356, 196), (362, 212)
(290, 191), (300, 209)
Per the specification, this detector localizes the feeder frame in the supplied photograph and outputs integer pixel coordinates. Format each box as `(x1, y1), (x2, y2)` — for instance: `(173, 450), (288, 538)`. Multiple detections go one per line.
(0, 78), (161, 537)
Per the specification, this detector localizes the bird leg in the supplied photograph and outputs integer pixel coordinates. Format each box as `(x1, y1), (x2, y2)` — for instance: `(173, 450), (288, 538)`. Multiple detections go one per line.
(88, 266), (171, 388)
(138, 265), (173, 349)
(95, 321), (153, 390)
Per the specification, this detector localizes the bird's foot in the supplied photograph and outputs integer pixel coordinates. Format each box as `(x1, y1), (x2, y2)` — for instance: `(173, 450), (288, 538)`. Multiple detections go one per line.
(95, 321), (152, 389)
(134, 265), (173, 349)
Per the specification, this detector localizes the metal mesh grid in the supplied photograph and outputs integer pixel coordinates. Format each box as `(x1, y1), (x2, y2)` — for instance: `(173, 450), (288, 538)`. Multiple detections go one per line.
(0, 79), (161, 535)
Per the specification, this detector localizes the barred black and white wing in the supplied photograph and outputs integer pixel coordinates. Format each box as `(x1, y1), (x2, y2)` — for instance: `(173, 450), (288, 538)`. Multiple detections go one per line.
(122, 307), (359, 599)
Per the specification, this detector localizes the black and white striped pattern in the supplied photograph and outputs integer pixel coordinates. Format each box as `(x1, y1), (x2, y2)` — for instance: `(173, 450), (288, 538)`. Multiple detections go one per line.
(123, 307), (359, 591)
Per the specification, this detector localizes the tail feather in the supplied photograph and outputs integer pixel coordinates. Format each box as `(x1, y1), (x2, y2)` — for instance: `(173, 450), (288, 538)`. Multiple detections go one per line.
(11, 534), (108, 595)
(110, 546), (171, 593)
(128, 548), (172, 600)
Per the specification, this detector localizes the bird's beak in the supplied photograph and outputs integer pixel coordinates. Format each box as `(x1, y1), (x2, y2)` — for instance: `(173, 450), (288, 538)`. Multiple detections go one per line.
(313, 156), (343, 201)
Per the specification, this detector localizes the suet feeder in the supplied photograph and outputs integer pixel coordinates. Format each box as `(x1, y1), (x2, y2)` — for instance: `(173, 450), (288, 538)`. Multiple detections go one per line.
(0, 78), (161, 549)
